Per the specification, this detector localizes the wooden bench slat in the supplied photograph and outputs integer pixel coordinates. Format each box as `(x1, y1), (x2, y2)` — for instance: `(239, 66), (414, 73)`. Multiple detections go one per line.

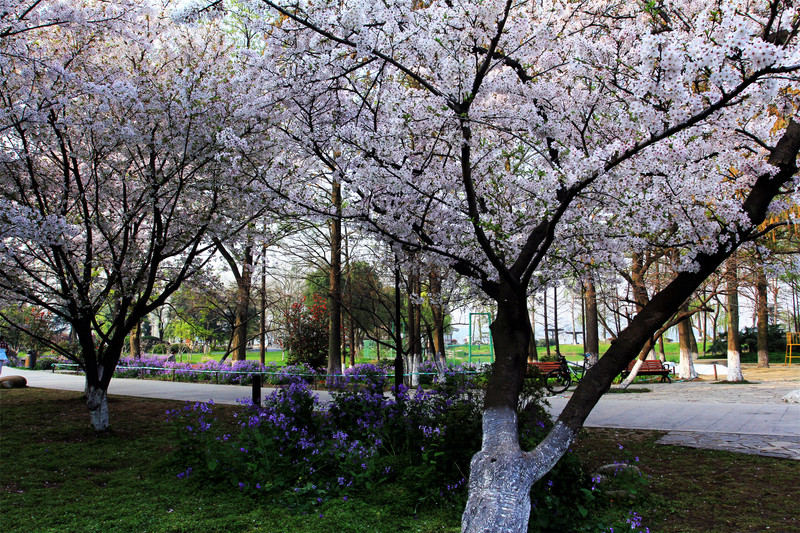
(620, 360), (672, 382)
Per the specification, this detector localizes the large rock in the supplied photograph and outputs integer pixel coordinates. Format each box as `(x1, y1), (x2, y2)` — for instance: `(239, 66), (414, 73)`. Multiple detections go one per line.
(0, 375), (27, 388)
(782, 389), (800, 403)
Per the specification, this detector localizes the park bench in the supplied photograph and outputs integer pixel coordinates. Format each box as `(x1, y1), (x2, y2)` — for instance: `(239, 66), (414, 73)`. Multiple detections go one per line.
(528, 361), (562, 375)
(52, 362), (81, 374)
(619, 360), (673, 383)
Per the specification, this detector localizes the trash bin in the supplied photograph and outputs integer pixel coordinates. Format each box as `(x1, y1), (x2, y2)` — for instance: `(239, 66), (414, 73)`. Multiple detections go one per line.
(26, 351), (37, 369)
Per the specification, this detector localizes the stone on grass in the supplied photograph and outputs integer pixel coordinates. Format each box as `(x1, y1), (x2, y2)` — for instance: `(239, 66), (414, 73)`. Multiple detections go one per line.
(596, 463), (642, 477)
(0, 375), (27, 388)
(782, 389), (800, 403)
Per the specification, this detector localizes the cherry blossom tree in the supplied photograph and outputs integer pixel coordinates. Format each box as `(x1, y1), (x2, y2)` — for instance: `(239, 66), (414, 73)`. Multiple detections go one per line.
(0, 1), (264, 429)
(200, 0), (800, 528)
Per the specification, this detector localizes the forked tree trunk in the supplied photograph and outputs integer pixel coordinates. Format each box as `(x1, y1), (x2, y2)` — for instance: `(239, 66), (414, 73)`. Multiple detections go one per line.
(462, 407), (574, 532)
(460, 120), (800, 531)
(462, 283), (542, 532)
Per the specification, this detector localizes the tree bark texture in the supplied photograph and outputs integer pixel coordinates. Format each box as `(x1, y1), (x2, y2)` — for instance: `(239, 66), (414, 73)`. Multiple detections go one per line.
(231, 245), (253, 362)
(726, 257), (744, 381)
(462, 407), (574, 533)
(678, 310), (699, 380)
(430, 269), (447, 363)
(407, 267), (422, 387)
(756, 262), (770, 368)
(327, 180), (343, 380)
(583, 278), (600, 369)
(129, 320), (141, 358)
(87, 385), (110, 431)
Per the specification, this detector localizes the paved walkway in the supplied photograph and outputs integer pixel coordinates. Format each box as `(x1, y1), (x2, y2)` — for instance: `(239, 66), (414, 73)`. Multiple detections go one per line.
(2, 366), (799, 459)
(546, 378), (800, 460)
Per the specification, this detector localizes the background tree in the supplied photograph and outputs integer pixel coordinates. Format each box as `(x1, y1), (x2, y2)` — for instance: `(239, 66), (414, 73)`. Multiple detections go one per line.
(0, 2), (262, 429)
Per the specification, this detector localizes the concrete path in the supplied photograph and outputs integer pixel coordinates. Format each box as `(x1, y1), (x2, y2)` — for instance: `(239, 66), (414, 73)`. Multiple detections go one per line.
(546, 378), (800, 460)
(2, 366), (798, 459)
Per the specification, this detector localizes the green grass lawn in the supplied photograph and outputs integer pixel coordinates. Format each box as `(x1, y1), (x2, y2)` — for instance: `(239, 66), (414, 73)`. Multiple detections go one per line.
(0, 389), (460, 533)
(2, 388), (798, 532)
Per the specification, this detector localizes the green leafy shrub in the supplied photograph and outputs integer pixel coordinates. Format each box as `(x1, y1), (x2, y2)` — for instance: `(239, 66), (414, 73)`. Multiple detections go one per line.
(708, 324), (786, 355)
(281, 295), (328, 370)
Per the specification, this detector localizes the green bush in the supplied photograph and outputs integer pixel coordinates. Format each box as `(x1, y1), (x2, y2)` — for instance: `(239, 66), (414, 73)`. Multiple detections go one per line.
(709, 324), (786, 355)
(282, 296), (328, 370)
(151, 343), (167, 354)
(34, 354), (70, 371)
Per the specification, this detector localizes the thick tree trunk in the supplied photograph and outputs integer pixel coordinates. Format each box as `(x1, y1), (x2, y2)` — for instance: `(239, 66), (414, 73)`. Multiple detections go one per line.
(688, 323), (699, 361)
(463, 282), (540, 532)
(86, 385), (109, 431)
(756, 263), (770, 368)
(327, 181), (343, 380)
(129, 321), (141, 358)
(726, 257), (744, 381)
(462, 407), (574, 533)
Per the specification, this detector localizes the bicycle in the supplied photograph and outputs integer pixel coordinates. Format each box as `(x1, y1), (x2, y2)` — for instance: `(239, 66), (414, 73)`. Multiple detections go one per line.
(544, 353), (589, 393)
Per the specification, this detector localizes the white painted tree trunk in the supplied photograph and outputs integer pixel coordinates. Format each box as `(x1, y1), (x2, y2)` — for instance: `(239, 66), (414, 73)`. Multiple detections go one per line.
(461, 407), (574, 532)
(434, 351), (447, 384)
(87, 385), (109, 431)
(618, 359), (643, 389)
(410, 353), (421, 387)
(726, 258), (744, 382)
(727, 350), (744, 381)
(679, 343), (698, 380)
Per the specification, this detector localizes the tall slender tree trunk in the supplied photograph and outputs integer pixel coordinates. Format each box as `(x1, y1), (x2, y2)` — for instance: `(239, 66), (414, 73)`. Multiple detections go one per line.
(528, 298), (538, 362)
(678, 304), (699, 380)
(231, 245), (253, 362)
(542, 290), (551, 358)
(327, 181), (343, 380)
(584, 278), (600, 369)
(393, 260), (404, 390)
(407, 267), (422, 386)
(552, 286), (560, 354)
(756, 261), (770, 368)
(259, 245), (267, 366)
(726, 256), (744, 381)
(430, 268), (447, 364)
